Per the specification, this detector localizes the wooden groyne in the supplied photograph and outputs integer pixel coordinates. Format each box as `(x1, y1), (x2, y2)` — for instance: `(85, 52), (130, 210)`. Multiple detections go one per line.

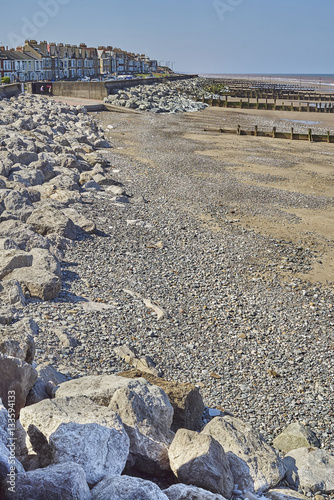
(196, 96), (334, 113)
(204, 125), (334, 143)
(199, 77), (334, 112)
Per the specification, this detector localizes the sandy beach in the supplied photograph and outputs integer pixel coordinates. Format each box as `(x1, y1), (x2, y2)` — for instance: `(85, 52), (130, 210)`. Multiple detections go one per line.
(101, 105), (334, 284)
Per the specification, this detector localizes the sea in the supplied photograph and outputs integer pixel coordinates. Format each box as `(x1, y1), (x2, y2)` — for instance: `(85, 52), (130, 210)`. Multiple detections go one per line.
(201, 74), (334, 92)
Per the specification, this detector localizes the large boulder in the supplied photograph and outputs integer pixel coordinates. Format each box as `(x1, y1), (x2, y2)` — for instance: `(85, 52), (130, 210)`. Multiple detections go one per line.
(168, 428), (234, 498)
(0, 250), (32, 280)
(202, 416), (286, 493)
(0, 220), (51, 253)
(62, 207), (96, 234)
(8, 248), (62, 300)
(0, 318), (37, 363)
(0, 355), (37, 418)
(0, 279), (25, 306)
(91, 475), (168, 500)
(109, 379), (174, 474)
(49, 422), (125, 485)
(164, 484), (228, 500)
(273, 423), (320, 453)
(19, 396), (129, 483)
(2, 190), (34, 221)
(1, 462), (91, 500)
(283, 447), (334, 494)
(55, 375), (174, 474)
(118, 370), (204, 432)
(26, 207), (77, 240)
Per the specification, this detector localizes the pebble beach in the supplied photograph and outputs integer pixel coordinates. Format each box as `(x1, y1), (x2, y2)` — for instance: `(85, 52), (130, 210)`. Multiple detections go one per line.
(14, 90), (333, 454)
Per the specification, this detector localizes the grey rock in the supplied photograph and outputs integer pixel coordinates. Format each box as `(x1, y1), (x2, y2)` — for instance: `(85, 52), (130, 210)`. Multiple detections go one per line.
(105, 185), (126, 196)
(202, 416), (286, 493)
(0, 355), (38, 418)
(112, 195), (130, 203)
(283, 447), (334, 494)
(9, 167), (44, 187)
(15, 151), (38, 166)
(26, 363), (69, 405)
(19, 396), (129, 476)
(91, 475), (168, 500)
(0, 402), (25, 484)
(2, 190), (33, 218)
(109, 380), (174, 474)
(0, 318), (37, 363)
(0, 279), (25, 306)
(26, 206), (77, 240)
(55, 374), (174, 474)
(62, 208), (96, 234)
(168, 428), (234, 498)
(8, 248), (61, 300)
(266, 488), (309, 500)
(0, 220), (51, 253)
(50, 421), (127, 485)
(164, 483), (228, 500)
(54, 328), (78, 348)
(82, 180), (102, 191)
(0, 250), (33, 279)
(1, 462), (91, 499)
(273, 423), (320, 453)
(0, 307), (14, 325)
(0, 238), (19, 251)
(117, 370), (204, 432)
(114, 345), (159, 376)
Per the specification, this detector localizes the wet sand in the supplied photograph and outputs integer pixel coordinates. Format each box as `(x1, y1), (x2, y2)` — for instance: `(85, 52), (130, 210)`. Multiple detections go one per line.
(182, 107), (334, 284)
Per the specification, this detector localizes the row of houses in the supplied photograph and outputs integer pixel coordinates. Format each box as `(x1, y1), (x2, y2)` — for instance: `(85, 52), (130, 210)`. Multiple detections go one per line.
(0, 40), (158, 82)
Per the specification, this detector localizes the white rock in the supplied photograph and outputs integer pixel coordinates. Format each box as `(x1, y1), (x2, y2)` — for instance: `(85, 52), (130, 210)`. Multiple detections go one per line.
(55, 374), (174, 474)
(19, 395), (129, 479)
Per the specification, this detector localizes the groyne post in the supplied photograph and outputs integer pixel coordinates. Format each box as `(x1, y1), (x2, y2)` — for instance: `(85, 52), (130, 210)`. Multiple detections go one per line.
(308, 129), (312, 142)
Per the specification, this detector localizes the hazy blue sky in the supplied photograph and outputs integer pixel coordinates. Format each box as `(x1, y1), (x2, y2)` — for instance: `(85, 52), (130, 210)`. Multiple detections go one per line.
(0, 0), (333, 74)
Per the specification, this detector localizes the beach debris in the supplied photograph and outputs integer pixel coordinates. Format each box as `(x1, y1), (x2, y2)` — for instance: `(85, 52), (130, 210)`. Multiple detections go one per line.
(123, 288), (168, 320)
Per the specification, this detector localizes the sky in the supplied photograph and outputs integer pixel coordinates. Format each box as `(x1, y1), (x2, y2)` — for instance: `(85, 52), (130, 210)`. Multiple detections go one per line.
(0, 0), (333, 75)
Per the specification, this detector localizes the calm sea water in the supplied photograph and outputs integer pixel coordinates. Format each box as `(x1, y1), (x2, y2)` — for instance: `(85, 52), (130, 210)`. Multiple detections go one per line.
(202, 74), (334, 90)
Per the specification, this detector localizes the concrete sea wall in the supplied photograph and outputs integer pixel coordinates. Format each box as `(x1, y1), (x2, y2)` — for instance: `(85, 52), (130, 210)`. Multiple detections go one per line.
(26, 75), (198, 100)
(0, 83), (22, 98)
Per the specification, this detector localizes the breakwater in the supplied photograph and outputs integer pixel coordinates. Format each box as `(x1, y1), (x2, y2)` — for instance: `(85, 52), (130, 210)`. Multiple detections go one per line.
(204, 125), (334, 143)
